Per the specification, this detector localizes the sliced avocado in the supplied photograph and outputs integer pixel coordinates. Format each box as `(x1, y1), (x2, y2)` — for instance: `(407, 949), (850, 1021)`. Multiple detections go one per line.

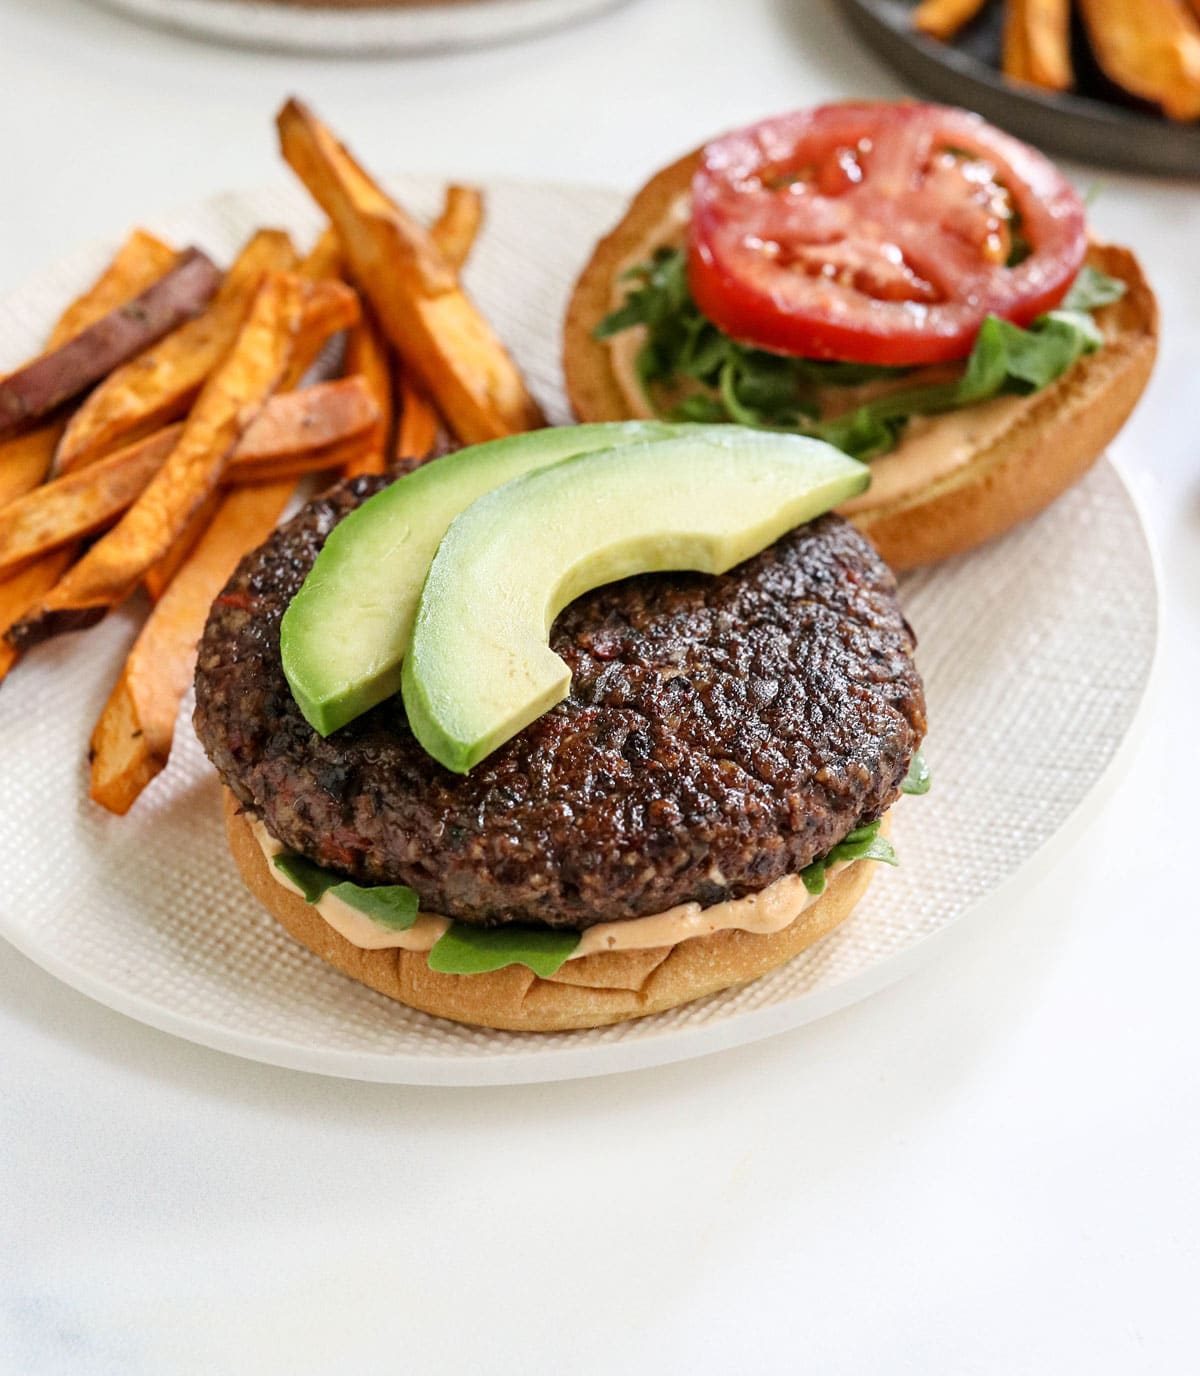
(402, 429), (869, 773)
(281, 421), (677, 736)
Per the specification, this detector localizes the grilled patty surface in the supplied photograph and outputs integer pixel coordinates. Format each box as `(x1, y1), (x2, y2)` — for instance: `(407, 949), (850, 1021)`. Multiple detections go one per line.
(194, 476), (926, 929)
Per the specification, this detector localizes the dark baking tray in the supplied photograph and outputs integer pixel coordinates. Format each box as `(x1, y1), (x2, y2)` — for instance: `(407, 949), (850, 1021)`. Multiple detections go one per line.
(836, 0), (1200, 177)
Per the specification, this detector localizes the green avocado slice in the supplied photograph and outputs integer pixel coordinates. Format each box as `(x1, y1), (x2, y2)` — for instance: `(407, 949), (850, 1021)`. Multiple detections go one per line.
(402, 429), (869, 774)
(280, 421), (680, 736)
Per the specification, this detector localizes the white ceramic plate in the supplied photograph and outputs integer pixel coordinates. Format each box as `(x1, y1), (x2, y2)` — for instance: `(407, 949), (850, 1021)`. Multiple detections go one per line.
(86, 0), (634, 55)
(0, 178), (1158, 1085)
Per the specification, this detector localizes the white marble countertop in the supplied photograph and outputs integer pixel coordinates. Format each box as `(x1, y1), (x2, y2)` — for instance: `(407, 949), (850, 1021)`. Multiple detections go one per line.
(1, 1), (1197, 1371)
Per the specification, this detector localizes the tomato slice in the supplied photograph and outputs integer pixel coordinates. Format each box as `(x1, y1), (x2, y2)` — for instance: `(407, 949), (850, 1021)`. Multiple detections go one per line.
(688, 103), (1087, 366)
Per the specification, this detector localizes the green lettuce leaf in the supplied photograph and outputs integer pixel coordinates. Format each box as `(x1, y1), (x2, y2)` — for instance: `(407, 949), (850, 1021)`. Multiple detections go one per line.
(272, 853), (419, 931)
(800, 819), (899, 897)
(595, 249), (1125, 462)
(901, 749), (931, 796)
(1062, 265), (1126, 311)
(427, 923), (581, 977)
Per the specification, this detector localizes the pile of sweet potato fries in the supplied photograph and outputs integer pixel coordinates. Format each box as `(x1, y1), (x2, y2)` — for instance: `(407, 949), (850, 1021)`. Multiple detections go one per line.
(0, 99), (543, 816)
(913, 0), (1200, 121)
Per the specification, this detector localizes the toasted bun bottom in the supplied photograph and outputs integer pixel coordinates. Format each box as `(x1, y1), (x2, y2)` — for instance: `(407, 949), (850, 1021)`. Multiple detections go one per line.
(224, 789), (876, 1032)
(563, 150), (1158, 571)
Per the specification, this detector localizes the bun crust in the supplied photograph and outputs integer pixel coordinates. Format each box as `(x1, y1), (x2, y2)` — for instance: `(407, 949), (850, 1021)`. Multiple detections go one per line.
(224, 789), (876, 1032)
(563, 151), (1158, 571)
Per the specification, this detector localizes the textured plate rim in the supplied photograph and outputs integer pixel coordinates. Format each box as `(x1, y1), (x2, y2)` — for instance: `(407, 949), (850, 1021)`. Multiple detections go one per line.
(84, 0), (635, 55)
(0, 178), (1161, 1086)
(0, 566), (1159, 1085)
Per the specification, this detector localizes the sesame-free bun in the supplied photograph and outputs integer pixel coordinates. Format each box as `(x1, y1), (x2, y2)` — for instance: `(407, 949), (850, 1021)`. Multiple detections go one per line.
(224, 789), (877, 1033)
(563, 150), (1158, 572)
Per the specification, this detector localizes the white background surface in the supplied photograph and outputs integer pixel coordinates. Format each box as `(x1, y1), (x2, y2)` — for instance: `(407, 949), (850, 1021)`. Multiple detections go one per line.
(0, 0), (1196, 1371)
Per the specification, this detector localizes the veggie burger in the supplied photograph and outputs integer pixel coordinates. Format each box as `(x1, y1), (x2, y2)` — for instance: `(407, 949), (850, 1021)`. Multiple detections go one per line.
(194, 424), (928, 1032)
(565, 102), (1157, 569)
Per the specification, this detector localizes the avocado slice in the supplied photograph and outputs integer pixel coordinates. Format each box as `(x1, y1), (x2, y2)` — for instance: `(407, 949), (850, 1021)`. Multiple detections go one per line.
(402, 429), (869, 774)
(281, 422), (679, 736)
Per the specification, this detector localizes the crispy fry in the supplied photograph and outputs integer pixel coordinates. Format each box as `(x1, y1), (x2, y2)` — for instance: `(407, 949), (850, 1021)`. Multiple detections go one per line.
(1005, 0), (1073, 89)
(300, 226), (344, 281)
(2, 379), (379, 582)
(341, 305), (393, 477)
(142, 376), (377, 597)
(142, 486), (224, 605)
(912, 0), (989, 41)
(278, 276), (361, 391)
(0, 232), (180, 507)
(238, 376), (379, 462)
(431, 184), (484, 273)
(1004, 0), (1032, 81)
(0, 429), (176, 577)
(48, 230), (178, 350)
(89, 478), (296, 813)
(0, 233), (185, 678)
(395, 365), (440, 466)
(8, 273), (306, 648)
(0, 423), (64, 511)
(1078, 0), (1200, 120)
(232, 435), (375, 483)
(0, 249), (222, 442)
(55, 229), (298, 475)
(0, 548), (75, 685)
(277, 99), (543, 444)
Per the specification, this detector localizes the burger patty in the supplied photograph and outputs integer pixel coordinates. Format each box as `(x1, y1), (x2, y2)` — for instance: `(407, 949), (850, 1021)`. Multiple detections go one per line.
(194, 476), (926, 929)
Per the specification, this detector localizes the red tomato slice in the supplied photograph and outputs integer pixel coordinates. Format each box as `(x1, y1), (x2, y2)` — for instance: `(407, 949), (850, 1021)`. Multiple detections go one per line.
(687, 103), (1088, 366)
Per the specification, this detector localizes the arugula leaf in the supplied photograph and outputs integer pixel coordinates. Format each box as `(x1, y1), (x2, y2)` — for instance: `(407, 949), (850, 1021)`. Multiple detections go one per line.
(800, 818), (899, 896)
(595, 249), (1125, 462)
(595, 247), (909, 451)
(273, 853), (420, 931)
(1062, 265), (1126, 312)
(427, 923), (580, 977)
(901, 749), (931, 796)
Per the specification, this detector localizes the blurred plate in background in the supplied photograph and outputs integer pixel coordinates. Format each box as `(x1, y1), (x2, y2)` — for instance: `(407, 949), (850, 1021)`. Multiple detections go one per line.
(837, 0), (1200, 178)
(88, 0), (634, 55)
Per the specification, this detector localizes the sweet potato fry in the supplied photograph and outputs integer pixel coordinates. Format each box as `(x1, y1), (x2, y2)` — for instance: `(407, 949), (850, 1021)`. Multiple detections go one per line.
(0, 429), (176, 576)
(1078, 0), (1200, 120)
(0, 548), (75, 685)
(395, 365), (440, 465)
(341, 305), (393, 477)
(0, 249), (221, 442)
(1005, 0), (1073, 89)
(55, 229), (298, 475)
(0, 233), (185, 678)
(238, 376), (378, 469)
(1003, 0), (1032, 81)
(0, 423), (64, 511)
(0, 232), (181, 507)
(48, 230), (178, 350)
(300, 226), (344, 281)
(140, 274), (362, 603)
(431, 185), (484, 273)
(278, 277), (361, 391)
(142, 375), (377, 597)
(1, 379), (378, 583)
(8, 273), (306, 648)
(277, 99), (543, 444)
(142, 486), (224, 605)
(89, 478), (296, 813)
(912, 0), (990, 41)
(232, 434), (376, 484)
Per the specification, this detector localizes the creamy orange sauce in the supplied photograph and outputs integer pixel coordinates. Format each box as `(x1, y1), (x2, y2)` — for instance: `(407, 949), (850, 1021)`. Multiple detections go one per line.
(250, 815), (885, 960)
(252, 819), (449, 953)
(608, 191), (692, 420)
(837, 394), (1028, 513)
